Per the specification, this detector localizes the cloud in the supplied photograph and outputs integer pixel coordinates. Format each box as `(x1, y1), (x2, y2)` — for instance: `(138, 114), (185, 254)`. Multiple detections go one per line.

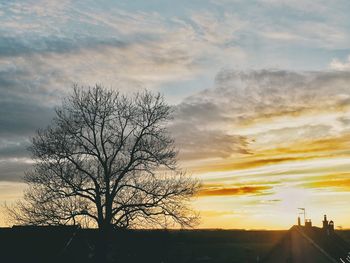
(198, 156), (307, 174)
(172, 70), (350, 170)
(0, 4), (249, 181)
(212, 70), (350, 120)
(0, 5), (246, 100)
(0, 100), (54, 137)
(0, 138), (30, 158)
(0, 35), (128, 58)
(260, 22), (348, 49)
(309, 179), (350, 190)
(199, 210), (235, 217)
(298, 171), (350, 191)
(0, 159), (32, 182)
(330, 55), (350, 71)
(1, 0), (350, 229)
(258, 0), (333, 14)
(190, 11), (246, 46)
(198, 185), (272, 197)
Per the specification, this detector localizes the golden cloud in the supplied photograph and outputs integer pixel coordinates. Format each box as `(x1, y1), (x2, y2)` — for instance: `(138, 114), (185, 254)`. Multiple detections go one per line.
(302, 173), (350, 191)
(197, 185), (272, 197)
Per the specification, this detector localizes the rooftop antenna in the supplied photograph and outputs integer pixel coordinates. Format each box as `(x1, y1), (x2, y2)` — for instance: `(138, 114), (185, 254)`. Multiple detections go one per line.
(298, 208), (306, 222)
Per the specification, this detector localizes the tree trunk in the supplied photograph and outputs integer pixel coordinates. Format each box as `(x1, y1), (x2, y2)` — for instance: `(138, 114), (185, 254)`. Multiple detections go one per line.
(94, 221), (113, 263)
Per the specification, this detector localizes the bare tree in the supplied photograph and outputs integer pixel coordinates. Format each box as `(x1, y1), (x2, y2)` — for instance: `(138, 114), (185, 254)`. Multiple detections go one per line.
(9, 85), (199, 231)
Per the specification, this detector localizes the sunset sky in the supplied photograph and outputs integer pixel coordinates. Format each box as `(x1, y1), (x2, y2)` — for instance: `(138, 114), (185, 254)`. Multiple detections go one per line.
(1, 0), (350, 229)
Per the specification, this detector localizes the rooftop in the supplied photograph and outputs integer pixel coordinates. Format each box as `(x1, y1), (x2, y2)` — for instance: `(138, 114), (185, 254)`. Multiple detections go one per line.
(264, 220), (350, 263)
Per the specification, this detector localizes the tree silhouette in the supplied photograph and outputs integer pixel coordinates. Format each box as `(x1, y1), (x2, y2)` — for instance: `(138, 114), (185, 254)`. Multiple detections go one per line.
(10, 85), (199, 231)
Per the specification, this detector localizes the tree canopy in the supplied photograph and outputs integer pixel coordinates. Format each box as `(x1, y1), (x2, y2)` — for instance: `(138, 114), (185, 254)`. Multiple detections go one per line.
(10, 86), (199, 230)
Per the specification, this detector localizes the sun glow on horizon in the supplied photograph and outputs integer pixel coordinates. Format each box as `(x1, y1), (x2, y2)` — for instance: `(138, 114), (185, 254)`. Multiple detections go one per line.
(180, 88), (350, 229)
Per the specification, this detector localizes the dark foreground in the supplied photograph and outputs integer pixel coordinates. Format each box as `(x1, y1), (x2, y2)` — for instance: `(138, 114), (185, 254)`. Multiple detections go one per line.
(1, 226), (350, 263)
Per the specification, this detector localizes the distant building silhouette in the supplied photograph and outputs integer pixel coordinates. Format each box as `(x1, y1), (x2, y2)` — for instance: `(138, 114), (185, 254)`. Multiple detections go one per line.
(263, 214), (350, 262)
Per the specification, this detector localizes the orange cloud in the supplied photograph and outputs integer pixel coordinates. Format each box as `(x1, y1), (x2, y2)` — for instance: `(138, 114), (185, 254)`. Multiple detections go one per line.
(197, 185), (272, 197)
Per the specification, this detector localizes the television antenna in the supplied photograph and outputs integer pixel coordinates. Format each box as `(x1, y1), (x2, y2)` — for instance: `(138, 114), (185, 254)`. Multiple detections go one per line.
(298, 208), (306, 222)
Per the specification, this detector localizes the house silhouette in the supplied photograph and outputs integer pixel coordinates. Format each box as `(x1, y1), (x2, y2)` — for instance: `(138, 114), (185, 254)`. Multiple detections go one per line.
(263, 215), (350, 263)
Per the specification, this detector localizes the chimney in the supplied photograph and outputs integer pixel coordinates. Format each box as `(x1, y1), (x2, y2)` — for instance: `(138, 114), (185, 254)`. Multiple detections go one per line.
(305, 219), (312, 228)
(297, 216), (301, 226)
(323, 215), (328, 229)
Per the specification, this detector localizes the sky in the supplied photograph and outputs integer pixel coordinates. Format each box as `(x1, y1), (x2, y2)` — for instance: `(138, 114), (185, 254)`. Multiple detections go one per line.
(1, 0), (350, 229)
